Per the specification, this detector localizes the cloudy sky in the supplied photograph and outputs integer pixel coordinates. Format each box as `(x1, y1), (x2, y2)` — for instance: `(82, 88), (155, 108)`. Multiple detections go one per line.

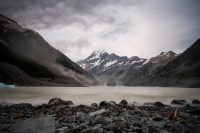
(0, 0), (200, 61)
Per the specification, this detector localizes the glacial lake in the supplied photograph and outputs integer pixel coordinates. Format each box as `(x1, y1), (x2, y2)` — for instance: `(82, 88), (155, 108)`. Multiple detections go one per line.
(0, 86), (200, 105)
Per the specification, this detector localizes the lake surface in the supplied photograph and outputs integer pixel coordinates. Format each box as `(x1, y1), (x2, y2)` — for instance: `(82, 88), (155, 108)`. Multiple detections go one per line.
(0, 86), (200, 105)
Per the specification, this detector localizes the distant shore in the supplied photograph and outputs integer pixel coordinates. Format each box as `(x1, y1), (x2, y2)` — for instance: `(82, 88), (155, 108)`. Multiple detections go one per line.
(0, 98), (200, 133)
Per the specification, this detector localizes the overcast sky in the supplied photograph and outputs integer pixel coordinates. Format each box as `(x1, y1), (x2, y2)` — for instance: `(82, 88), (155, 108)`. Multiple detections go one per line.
(0, 0), (200, 61)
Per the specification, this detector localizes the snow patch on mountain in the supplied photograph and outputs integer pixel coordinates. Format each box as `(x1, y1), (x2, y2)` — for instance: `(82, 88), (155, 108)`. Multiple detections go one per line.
(105, 60), (118, 67)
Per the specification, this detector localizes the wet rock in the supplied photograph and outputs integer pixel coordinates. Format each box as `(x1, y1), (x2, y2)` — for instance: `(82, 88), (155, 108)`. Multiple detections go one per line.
(154, 102), (165, 107)
(133, 127), (143, 133)
(65, 100), (73, 106)
(119, 99), (128, 107)
(1, 99), (199, 132)
(143, 102), (155, 106)
(48, 98), (73, 106)
(80, 127), (100, 133)
(57, 126), (70, 133)
(94, 115), (110, 125)
(14, 112), (25, 119)
(89, 109), (107, 117)
(192, 99), (200, 104)
(151, 121), (166, 128)
(9, 116), (55, 133)
(76, 112), (90, 123)
(91, 103), (98, 108)
(173, 122), (186, 133)
(171, 99), (187, 105)
(10, 103), (32, 109)
(152, 116), (163, 121)
(107, 101), (117, 106)
(0, 124), (12, 132)
(99, 101), (107, 107)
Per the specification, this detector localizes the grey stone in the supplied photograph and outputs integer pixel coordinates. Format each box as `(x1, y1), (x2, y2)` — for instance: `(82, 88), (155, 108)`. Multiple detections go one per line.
(89, 109), (107, 117)
(10, 103), (32, 109)
(171, 100), (187, 105)
(9, 116), (55, 133)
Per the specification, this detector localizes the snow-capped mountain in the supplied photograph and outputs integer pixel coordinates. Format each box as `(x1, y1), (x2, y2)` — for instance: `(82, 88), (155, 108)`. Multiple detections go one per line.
(77, 50), (178, 85)
(77, 50), (146, 76)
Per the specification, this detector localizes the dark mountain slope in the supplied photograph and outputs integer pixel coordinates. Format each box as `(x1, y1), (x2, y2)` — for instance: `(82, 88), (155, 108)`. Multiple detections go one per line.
(158, 39), (200, 77)
(0, 14), (97, 86)
(122, 39), (200, 87)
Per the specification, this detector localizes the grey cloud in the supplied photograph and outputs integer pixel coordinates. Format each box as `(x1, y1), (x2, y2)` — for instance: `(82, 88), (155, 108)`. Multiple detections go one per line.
(53, 39), (91, 53)
(0, 0), (200, 61)
(0, 0), (143, 29)
(101, 21), (130, 39)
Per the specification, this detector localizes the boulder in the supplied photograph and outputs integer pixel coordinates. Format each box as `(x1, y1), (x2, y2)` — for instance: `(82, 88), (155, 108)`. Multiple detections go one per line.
(99, 101), (108, 107)
(9, 116), (55, 133)
(154, 102), (165, 107)
(89, 109), (107, 117)
(48, 98), (73, 106)
(192, 99), (200, 104)
(171, 100), (187, 105)
(91, 103), (98, 108)
(119, 99), (128, 106)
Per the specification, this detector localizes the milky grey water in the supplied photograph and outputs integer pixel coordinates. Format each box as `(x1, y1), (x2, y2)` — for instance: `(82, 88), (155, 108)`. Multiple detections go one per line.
(0, 86), (200, 105)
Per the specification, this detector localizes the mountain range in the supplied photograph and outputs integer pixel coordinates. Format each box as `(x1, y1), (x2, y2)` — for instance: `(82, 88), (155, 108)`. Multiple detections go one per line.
(1, 14), (199, 87)
(77, 40), (200, 87)
(0, 14), (97, 86)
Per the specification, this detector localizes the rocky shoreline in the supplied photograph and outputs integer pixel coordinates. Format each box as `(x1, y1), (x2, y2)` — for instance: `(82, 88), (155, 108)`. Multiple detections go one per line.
(0, 98), (200, 133)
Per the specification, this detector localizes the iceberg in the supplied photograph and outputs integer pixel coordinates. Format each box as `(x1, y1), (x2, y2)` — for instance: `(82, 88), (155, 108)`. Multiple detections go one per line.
(0, 83), (15, 89)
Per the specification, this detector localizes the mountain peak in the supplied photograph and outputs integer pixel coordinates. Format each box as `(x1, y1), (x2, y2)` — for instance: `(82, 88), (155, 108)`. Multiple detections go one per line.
(159, 51), (177, 57)
(93, 50), (107, 55)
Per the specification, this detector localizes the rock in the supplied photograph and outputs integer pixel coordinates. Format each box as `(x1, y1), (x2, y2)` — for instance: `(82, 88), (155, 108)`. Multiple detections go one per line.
(65, 100), (73, 106)
(103, 123), (117, 130)
(94, 124), (102, 128)
(80, 127), (100, 133)
(10, 103), (32, 109)
(99, 101), (107, 107)
(152, 116), (163, 121)
(151, 121), (166, 128)
(133, 127), (143, 133)
(14, 112), (25, 119)
(89, 109), (107, 117)
(154, 102), (165, 107)
(76, 112), (90, 123)
(94, 115), (110, 125)
(9, 116), (55, 133)
(57, 126), (70, 133)
(107, 101), (117, 106)
(173, 122), (186, 133)
(48, 98), (73, 106)
(91, 103), (98, 108)
(192, 99), (200, 104)
(0, 124), (12, 132)
(143, 102), (155, 106)
(119, 99), (128, 107)
(171, 100), (187, 105)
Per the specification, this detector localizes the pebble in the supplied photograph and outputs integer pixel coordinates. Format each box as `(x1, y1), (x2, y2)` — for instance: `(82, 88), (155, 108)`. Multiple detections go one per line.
(0, 98), (199, 132)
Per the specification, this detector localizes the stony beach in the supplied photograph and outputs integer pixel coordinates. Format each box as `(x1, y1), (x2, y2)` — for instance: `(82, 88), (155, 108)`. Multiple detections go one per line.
(0, 98), (200, 133)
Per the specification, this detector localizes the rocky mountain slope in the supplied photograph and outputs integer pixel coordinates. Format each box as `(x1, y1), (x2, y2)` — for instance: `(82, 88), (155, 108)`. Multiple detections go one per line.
(0, 14), (97, 86)
(121, 39), (200, 87)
